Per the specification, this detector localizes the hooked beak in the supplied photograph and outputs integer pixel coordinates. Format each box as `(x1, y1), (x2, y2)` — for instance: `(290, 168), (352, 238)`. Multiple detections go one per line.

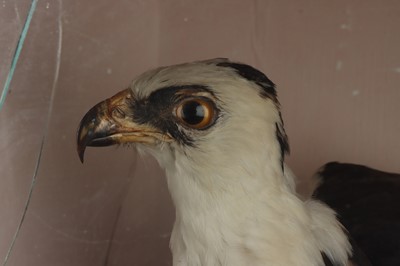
(76, 89), (171, 163)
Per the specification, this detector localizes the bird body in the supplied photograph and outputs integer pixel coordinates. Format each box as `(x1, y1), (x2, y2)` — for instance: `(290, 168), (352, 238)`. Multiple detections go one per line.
(77, 59), (351, 265)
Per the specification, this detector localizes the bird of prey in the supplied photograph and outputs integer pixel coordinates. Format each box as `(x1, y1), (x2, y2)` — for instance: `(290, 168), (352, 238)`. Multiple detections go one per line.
(77, 59), (353, 266)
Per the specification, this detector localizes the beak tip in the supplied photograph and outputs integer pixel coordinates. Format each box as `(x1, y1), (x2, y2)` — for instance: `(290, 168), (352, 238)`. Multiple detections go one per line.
(79, 154), (85, 164)
(77, 145), (86, 163)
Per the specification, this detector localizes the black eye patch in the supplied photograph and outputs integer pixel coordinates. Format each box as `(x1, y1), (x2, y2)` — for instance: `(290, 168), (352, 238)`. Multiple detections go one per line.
(129, 85), (215, 146)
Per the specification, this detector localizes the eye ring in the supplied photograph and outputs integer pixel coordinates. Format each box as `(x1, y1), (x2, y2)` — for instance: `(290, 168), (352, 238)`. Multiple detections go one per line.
(175, 98), (216, 129)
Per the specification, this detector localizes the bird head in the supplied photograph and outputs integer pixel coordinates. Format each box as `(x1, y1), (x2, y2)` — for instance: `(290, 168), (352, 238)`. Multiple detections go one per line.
(77, 59), (289, 191)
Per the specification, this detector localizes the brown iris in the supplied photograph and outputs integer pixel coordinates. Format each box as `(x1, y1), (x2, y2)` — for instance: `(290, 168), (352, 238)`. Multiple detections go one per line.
(175, 98), (216, 129)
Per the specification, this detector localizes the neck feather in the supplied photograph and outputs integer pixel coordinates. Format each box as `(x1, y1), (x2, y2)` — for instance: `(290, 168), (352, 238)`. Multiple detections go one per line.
(165, 159), (340, 265)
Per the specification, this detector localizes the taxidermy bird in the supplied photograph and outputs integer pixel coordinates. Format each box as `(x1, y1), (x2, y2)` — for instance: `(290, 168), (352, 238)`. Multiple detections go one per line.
(77, 59), (354, 266)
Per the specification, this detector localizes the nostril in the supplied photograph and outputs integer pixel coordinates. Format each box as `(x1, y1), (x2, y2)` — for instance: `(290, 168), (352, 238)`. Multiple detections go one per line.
(113, 107), (126, 119)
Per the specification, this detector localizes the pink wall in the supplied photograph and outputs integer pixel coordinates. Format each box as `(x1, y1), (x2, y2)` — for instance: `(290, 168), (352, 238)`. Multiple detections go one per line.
(1, 1), (399, 265)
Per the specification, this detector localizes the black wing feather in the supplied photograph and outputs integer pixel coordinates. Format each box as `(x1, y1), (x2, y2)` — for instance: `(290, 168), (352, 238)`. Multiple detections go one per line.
(314, 162), (400, 266)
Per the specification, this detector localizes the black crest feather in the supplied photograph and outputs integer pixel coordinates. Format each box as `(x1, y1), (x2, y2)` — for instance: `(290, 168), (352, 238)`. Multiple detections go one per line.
(217, 61), (289, 169)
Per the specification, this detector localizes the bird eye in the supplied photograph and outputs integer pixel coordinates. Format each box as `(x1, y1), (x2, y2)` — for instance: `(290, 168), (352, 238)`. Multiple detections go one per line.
(176, 99), (216, 129)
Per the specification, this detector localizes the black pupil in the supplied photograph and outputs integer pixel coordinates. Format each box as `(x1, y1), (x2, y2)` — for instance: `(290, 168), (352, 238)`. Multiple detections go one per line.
(181, 101), (205, 125)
